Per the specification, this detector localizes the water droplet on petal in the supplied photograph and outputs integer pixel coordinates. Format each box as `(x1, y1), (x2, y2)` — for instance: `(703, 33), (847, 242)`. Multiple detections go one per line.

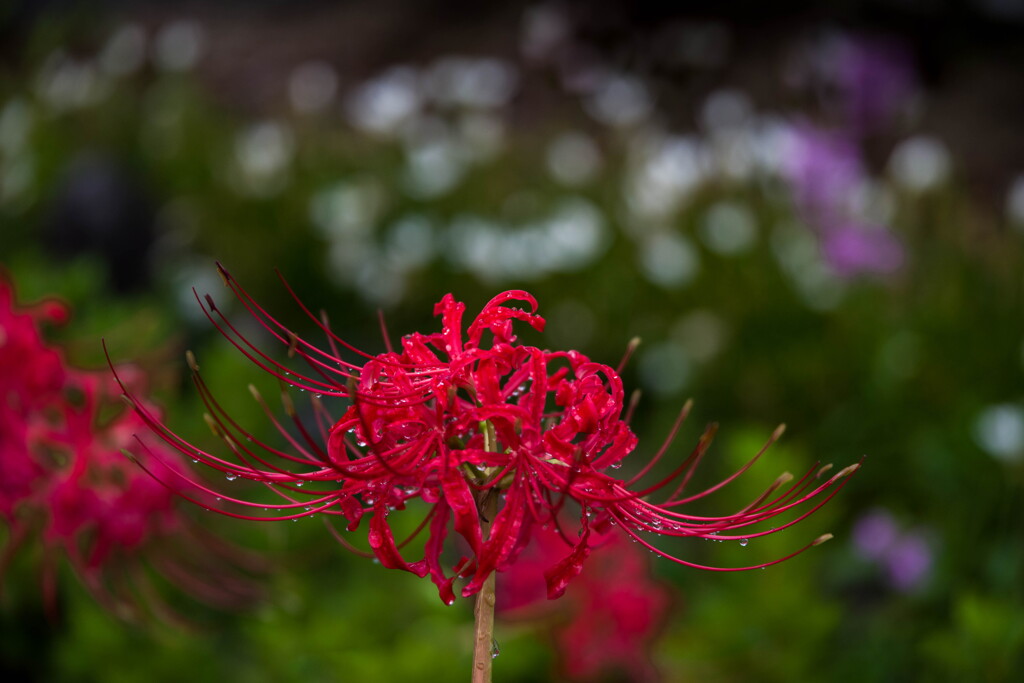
(225, 473), (238, 481)
(739, 538), (749, 547)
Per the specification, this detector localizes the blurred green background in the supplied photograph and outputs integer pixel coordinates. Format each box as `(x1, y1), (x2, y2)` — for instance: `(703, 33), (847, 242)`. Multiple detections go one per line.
(2, 1), (1023, 681)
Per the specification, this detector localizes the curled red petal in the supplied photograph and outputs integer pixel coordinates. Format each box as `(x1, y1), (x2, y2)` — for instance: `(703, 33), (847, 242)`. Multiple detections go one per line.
(544, 518), (592, 600)
(367, 502), (428, 578)
(441, 465), (482, 553)
(424, 502), (457, 605)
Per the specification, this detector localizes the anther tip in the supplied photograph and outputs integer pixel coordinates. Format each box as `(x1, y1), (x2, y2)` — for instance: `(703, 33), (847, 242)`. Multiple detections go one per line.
(203, 412), (222, 437)
(813, 533), (834, 546)
(215, 262), (230, 286)
(772, 423), (787, 440)
(833, 463), (861, 480)
(281, 390), (296, 417)
(627, 336), (642, 350)
(775, 471), (794, 486)
(185, 350), (199, 372)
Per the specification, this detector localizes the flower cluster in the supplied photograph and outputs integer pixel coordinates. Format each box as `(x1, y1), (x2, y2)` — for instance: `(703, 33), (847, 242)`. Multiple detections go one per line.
(1, 276), (257, 618)
(116, 264), (858, 604)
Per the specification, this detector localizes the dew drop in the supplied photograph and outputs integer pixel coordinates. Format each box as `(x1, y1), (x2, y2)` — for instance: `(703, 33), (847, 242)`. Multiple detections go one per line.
(490, 638), (500, 659)
(295, 481), (304, 487)
(739, 538), (749, 547)
(610, 462), (622, 469)
(192, 459), (199, 464)
(225, 473), (238, 481)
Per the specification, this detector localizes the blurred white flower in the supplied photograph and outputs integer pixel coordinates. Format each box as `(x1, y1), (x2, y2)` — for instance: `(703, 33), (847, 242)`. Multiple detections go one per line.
(153, 20), (205, 72)
(700, 89), (754, 133)
(35, 52), (108, 111)
(457, 112), (506, 161)
(1006, 174), (1024, 228)
(626, 135), (709, 220)
(521, 5), (570, 62)
(402, 138), (466, 199)
(345, 66), (421, 137)
(309, 178), (387, 240)
(584, 74), (652, 128)
(974, 403), (1024, 464)
(385, 213), (436, 269)
(99, 24), (147, 77)
(771, 222), (847, 310)
(888, 135), (951, 192)
(672, 310), (728, 363)
(699, 201), (758, 255)
(444, 197), (605, 282)
(0, 98), (31, 156)
(547, 131), (601, 186)
(231, 121), (295, 197)
(423, 57), (518, 109)
(639, 231), (700, 288)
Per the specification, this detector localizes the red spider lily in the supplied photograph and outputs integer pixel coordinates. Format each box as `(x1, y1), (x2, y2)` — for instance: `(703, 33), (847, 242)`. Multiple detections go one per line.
(0, 276), (260, 620)
(112, 263), (858, 605)
(499, 521), (671, 681)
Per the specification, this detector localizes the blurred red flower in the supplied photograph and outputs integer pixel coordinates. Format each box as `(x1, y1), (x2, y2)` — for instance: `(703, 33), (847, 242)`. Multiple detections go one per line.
(1, 276), (258, 619)
(499, 521), (671, 681)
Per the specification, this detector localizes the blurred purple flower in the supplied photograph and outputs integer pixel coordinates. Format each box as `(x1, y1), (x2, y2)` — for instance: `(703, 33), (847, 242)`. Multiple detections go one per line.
(782, 124), (905, 278)
(885, 532), (932, 592)
(820, 223), (904, 277)
(852, 508), (933, 592)
(783, 124), (864, 224)
(852, 509), (898, 560)
(831, 35), (917, 136)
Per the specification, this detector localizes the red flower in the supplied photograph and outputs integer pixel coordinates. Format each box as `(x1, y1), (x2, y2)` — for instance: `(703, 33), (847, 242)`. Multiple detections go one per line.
(114, 264), (858, 605)
(1, 276), (259, 618)
(499, 521), (671, 681)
